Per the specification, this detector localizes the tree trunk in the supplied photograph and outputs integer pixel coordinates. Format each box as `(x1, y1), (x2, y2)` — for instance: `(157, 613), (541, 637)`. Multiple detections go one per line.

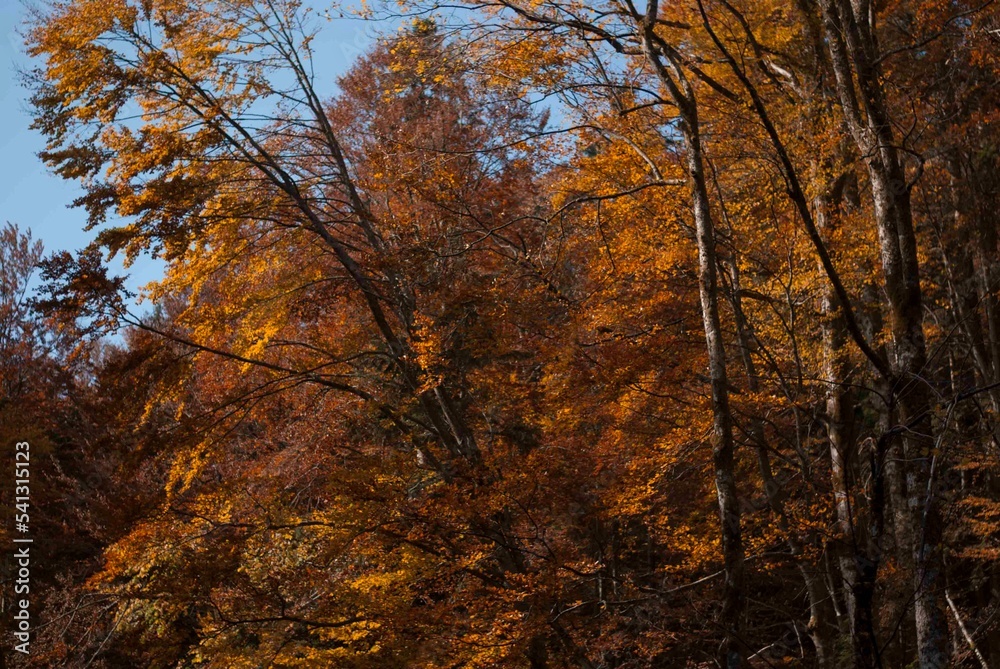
(814, 190), (867, 666)
(816, 2), (949, 665)
(637, 6), (746, 665)
(685, 112), (746, 669)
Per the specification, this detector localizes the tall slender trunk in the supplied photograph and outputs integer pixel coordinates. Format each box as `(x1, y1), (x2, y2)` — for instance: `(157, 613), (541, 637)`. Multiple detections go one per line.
(816, 2), (948, 665)
(685, 113), (745, 669)
(637, 6), (746, 665)
(813, 190), (868, 664)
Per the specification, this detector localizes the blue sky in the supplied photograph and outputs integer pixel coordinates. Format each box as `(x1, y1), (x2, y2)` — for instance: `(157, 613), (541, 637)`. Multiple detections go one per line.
(1, 2), (382, 301)
(0, 5), (117, 277)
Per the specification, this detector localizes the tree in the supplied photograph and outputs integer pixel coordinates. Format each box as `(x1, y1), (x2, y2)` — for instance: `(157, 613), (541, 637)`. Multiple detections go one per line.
(22, 0), (1000, 666)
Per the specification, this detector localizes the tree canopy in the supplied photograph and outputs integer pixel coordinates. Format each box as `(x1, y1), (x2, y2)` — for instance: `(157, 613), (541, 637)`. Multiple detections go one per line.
(8, 0), (1000, 667)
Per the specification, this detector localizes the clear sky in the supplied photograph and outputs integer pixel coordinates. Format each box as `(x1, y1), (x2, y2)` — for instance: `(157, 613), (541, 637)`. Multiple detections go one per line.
(1, 2), (383, 300)
(0, 4), (120, 278)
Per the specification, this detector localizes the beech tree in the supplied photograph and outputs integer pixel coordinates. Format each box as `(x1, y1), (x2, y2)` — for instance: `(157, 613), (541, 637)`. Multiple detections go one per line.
(18, 0), (1000, 667)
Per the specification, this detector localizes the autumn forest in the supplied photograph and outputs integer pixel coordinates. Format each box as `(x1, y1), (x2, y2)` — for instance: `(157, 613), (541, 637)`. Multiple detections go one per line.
(5, 0), (1000, 667)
